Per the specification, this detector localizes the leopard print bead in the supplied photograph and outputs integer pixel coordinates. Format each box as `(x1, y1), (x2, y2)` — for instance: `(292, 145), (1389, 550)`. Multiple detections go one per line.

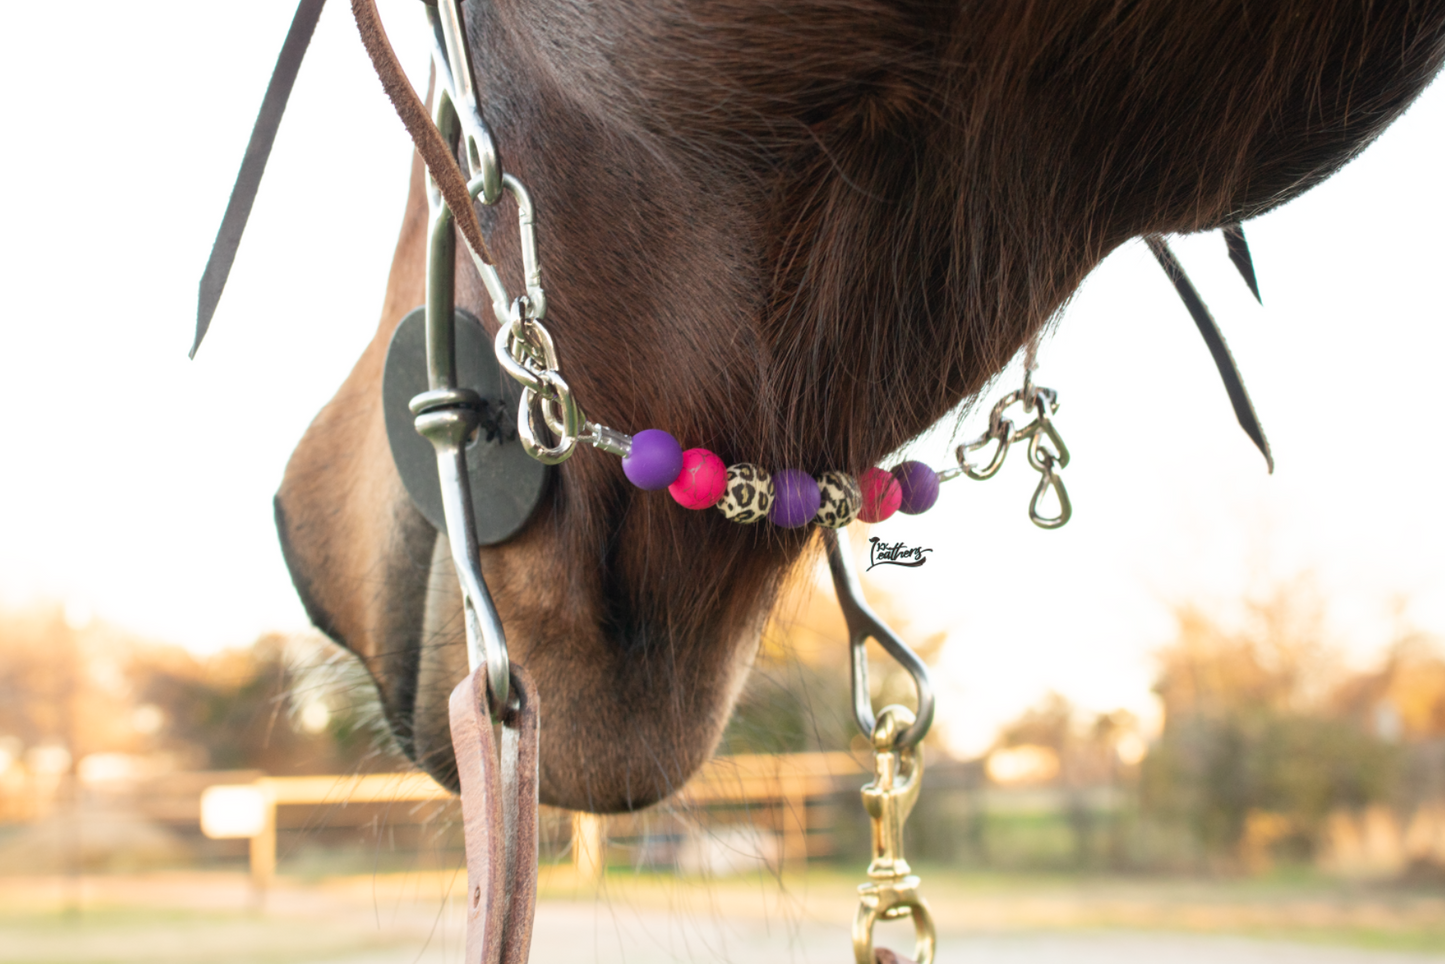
(813, 471), (862, 528)
(716, 463), (774, 523)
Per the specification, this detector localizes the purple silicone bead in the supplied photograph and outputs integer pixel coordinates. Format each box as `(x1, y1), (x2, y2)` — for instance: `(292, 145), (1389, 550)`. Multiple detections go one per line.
(893, 460), (940, 515)
(769, 468), (822, 528)
(622, 429), (684, 491)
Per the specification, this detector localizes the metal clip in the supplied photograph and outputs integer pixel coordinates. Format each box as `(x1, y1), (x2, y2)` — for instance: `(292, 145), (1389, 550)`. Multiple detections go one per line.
(854, 706), (936, 964)
(471, 176), (546, 328)
(825, 529), (935, 750)
(1027, 454), (1072, 529)
(1019, 393), (1072, 529)
(951, 383), (1073, 529)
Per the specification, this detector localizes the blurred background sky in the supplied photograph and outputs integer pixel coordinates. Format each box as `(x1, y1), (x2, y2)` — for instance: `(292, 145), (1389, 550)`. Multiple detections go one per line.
(1, 1), (1442, 759)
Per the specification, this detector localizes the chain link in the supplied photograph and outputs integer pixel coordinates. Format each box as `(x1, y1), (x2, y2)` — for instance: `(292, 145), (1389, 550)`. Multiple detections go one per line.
(952, 375), (1073, 527)
(472, 180), (632, 467)
(493, 297), (585, 465)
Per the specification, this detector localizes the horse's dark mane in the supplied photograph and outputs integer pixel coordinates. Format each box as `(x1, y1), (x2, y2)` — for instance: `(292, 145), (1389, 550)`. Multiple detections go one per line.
(277, 0), (1445, 809)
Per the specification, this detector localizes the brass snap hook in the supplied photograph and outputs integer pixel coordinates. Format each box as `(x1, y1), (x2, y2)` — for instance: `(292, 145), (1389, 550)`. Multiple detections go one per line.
(853, 705), (936, 964)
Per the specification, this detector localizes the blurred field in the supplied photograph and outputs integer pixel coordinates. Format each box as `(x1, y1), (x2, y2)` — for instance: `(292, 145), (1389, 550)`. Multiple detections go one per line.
(5, 585), (1445, 964)
(2, 867), (1444, 964)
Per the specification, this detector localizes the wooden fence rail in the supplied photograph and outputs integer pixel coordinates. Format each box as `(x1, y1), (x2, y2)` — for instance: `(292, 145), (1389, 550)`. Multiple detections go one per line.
(199, 753), (867, 891)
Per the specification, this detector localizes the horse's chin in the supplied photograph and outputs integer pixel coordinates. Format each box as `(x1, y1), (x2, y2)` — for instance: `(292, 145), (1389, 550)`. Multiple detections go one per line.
(397, 528), (763, 813)
(275, 426), (773, 813)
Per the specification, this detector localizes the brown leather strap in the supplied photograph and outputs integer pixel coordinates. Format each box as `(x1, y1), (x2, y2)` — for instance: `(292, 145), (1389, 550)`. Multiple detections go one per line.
(351, 0), (494, 265)
(193, 0), (328, 358)
(498, 669), (539, 964)
(449, 663), (539, 964)
(1145, 235), (1273, 473)
(874, 949), (916, 964)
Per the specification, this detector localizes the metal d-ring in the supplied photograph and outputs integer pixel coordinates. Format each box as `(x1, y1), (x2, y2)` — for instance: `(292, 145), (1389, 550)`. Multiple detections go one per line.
(824, 529), (935, 750)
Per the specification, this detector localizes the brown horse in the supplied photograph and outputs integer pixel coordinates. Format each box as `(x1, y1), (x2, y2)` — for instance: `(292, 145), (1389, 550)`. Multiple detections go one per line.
(274, 0), (1445, 813)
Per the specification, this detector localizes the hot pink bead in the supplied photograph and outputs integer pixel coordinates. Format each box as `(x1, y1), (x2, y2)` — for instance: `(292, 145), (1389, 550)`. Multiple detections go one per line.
(669, 448), (728, 509)
(858, 467), (902, 523)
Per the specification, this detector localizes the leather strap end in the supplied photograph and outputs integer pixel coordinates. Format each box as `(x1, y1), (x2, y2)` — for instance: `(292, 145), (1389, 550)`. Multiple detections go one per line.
(351, 0), (494, 264)
(449, 669), (506, 964)
(449, 664), (540, 964)
(875, 949), (917, 964)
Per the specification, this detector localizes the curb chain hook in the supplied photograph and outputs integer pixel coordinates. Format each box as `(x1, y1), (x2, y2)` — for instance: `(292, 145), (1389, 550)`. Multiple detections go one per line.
(1023, 393), (1071, 529)
(951, 361), (1073, 527)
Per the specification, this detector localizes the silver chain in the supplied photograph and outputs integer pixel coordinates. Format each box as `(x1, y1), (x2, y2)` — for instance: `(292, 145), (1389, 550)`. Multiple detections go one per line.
(948, 337), (1073, 528)
(494, 298), (586, 465)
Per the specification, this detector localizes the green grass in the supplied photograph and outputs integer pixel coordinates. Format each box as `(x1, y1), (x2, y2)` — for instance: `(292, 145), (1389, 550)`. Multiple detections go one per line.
(2, 867), (1443, 961)
(0, 906), (408, 964)
(543, 863), (1445, 954)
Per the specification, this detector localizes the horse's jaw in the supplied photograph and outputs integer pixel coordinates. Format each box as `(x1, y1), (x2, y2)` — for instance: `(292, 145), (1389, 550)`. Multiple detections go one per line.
(401, 526), (770, 811)
(272, 268), (798, 811)
(276, 448), (787, 811)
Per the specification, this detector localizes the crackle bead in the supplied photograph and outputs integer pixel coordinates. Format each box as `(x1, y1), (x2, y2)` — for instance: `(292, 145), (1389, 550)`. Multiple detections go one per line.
(622, 429), (684, 491)
(716, 463), (774, 523)
(669, 448), (728, 510)
(857, 467), (902, 523)
(769, 469), (821, 528)
(893, 460), (940, 515)
(814, 471), (862, 528)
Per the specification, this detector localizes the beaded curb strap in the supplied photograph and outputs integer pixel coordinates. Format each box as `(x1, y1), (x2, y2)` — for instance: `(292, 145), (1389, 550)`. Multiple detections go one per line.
(500, 303), (1072, 530)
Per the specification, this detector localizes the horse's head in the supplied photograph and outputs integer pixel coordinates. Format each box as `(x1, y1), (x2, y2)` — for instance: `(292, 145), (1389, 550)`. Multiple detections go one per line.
(275, 0), (1445, 811)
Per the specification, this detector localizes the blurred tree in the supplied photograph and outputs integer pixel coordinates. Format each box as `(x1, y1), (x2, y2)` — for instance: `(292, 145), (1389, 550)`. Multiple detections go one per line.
(0, 609), (74, 752)
(1329, 624), (1445, 816)
(0, 606), (404, 777)
(133, 633), (400, 774)
(1142, 583), (1399, 868)
(989, 693), (1142, 868)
